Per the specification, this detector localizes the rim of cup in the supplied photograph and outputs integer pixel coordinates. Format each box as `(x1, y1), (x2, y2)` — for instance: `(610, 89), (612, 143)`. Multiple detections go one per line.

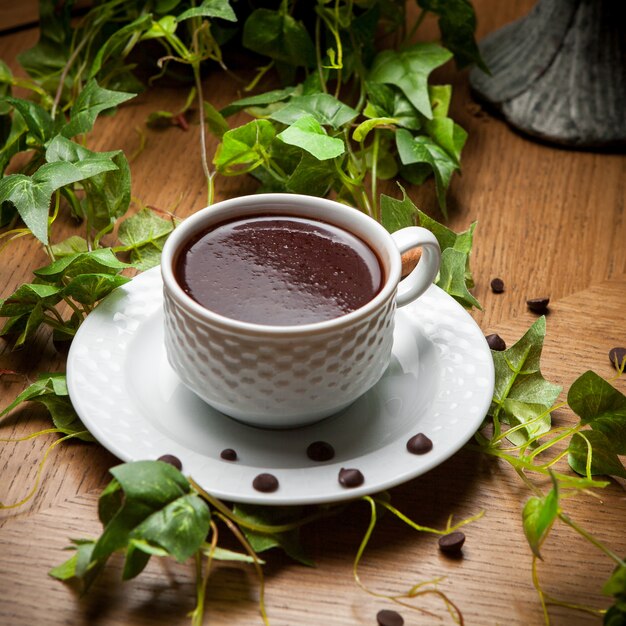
(160, 193), (403, 336)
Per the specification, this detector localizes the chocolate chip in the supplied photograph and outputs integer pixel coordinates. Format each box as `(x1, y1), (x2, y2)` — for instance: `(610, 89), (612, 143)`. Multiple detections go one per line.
(406, 433), (433, 455)
(220, 448), (237, 461)
(490, 278), (504, 293)
(338, 468), (364, 488)
(438, 531), (466, 554)
(486, 333), (506, 351)
(307, 441), (335, 462)
(609, 347), (626, 370)
(252, 473), (279, 493)
(377, 609), (404, 626)
(526, 297), (550, 313)
(157, 454), (182, 471)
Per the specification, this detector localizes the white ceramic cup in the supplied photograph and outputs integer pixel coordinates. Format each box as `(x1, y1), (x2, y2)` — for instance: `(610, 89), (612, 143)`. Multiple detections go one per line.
(161, 193), (440, 428)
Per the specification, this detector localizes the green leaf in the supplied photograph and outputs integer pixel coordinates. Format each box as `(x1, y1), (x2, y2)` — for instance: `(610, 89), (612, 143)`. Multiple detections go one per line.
(364, 82), (421, 131)
(62, 79), (136, 138)
(424, 117), (467, 165)
(34, 394), (94, 440)
(270, 94), (358, 130)
(205, 546), (262, 564)
(380, 189), (418, 233)
(603, 564), (626, 597)
(233, 504), (314, 566)
(0, 112), (28, 171)
(352, 117), (398, 144)
(62, 274), (130, 306)
(220, 88), (296, 118)
(203, 101), (229, 138)
(277, 115), (344, 161)
(0, 283), (62, 317)
(438, 248), (481, 309)
(417, 0), (486, 71)
(501, 400), (552, 447)
(368, 43), (453, 118)
(522, 477), (559, 559)
(176, 0), (236, 22)
(396, 128), (458, 216)
(567, 371), (626, 454)
(213, 119), (276, 174)
(130, 493), (211, 563)
(490, 317), (562, 440)
(141, 15), (179, 41)
(6, 97), (55, 144)
(117, 208), (175, 270)
(50, 236), (89, 258)
(243, 8), (315, 68)
(34, 248), (130, 283)
(568, 430), (626, 479)
(285, 152), (336, 197)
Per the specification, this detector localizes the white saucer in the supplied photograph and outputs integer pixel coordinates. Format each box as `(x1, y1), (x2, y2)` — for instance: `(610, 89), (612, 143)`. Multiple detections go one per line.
(67, 268), (494, 505)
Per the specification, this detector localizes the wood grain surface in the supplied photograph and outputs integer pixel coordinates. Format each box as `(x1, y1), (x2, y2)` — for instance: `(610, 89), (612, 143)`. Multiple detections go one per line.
(1, 1), (625, 625)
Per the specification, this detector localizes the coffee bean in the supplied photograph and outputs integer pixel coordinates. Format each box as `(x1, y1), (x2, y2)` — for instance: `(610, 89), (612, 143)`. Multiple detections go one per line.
(220, 448), (237, 461)
(609, 347), (626, 370)
(490, 278), (505, 293)
(526, 297), (550, 313)
(438, 531), (466, 554)
(486, 333), (506, 351)
(252, 473), (279, 493)
(406, 433), (433, 455)
(338, 468), (364, 488)
(377, 609), (404, 626)
(307, 441), (335, 462)
(157, 454), (182, 471)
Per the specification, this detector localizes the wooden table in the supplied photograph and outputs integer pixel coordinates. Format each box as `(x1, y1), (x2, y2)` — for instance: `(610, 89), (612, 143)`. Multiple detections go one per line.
(1, 2), (625, 624)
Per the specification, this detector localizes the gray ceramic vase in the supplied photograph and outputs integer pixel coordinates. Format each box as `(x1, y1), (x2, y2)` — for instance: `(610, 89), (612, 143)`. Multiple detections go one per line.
(469, 0), (626, 149)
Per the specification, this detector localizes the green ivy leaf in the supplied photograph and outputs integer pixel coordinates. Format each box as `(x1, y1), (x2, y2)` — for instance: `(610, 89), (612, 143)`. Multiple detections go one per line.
(396, 128), (458, 216)
(117, 208), (175, 270)
(61, 79), (136, 138)
(6, 97), (56, 145)
(0, 112), (28, 172)
(380, 188), (418, 233)
(568, 430), (626, 479)
(364, 82), (421, 131)
(50, 235), (89, 258)
(141, 15), (179, 41)
(285, 151), (336, 197)
(368, 43), (453, 118)
(176, 0), (236, 22)
(424, 117), (467, 165)
(270, 94), (358, 130)
(501, 399), (552, 447)
(417, 0), (487, 71)
(522, 476), (559, 559)
(277, 115), (344, 160)
(243, 8), (316, 68)
(567, 371), (626, 454)
(490, 317), (562, 441)
(233, 504), (314, 567)
(438, 248), (481, 309)
(0, 283), (62, 317)
(34, 248), (130, 283)
(203, 101), (229, 138)
(352, 117), (398, 143)
(220, 88), (296, 118)
(213, 119), (275, 174)
(61, 273), (130, 306)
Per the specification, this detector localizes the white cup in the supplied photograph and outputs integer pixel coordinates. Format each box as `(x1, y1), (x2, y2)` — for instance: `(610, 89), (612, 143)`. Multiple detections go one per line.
(161, 193), (440, 428)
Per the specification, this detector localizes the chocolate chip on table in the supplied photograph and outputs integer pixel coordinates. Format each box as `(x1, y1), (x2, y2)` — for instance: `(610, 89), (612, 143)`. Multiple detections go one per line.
(338, 468), (364, 488)
(438, 531), (466, 555)
(485, 333), (506, 351)
(252, 473), (279, 493)
(157, 454), (182, 471)
(307, 441), (335, 462)
(526, 297), (550, 313)
(609, 347), (626, 370)
(490, 277), (505, 293)
(376, 608), (404, 626)
(406, 433), (433, 455)
(220, 448), (238, 461)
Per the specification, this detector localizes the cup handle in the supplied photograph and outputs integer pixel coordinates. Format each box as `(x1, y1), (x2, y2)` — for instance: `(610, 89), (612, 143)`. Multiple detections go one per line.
(391, 227), (441, 307)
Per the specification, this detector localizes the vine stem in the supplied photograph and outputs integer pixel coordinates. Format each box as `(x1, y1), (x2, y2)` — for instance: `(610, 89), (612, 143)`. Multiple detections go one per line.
(51, 36), (89, 120)
(192, 62), (214, 206)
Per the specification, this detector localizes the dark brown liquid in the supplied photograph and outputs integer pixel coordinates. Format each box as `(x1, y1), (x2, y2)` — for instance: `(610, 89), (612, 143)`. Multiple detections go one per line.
(175, 216), (383, 325)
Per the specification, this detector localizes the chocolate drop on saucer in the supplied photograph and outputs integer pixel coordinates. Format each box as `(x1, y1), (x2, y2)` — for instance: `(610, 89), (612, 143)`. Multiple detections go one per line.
(157, 454), (182, 471)
(406, 433), (433, 455)
(338, 468), (364, 488)
(490, 277), (505, 293)
(609, 347), (626, 370)
(377, 609), (404, 626)
(220, 448), (238, 461)
(486, 333), (506, 351)
(526, 297), (550, 313)
(438, 531), (466, 555)
(306, 441), (335, 462)
(253, 473), (279, 493)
